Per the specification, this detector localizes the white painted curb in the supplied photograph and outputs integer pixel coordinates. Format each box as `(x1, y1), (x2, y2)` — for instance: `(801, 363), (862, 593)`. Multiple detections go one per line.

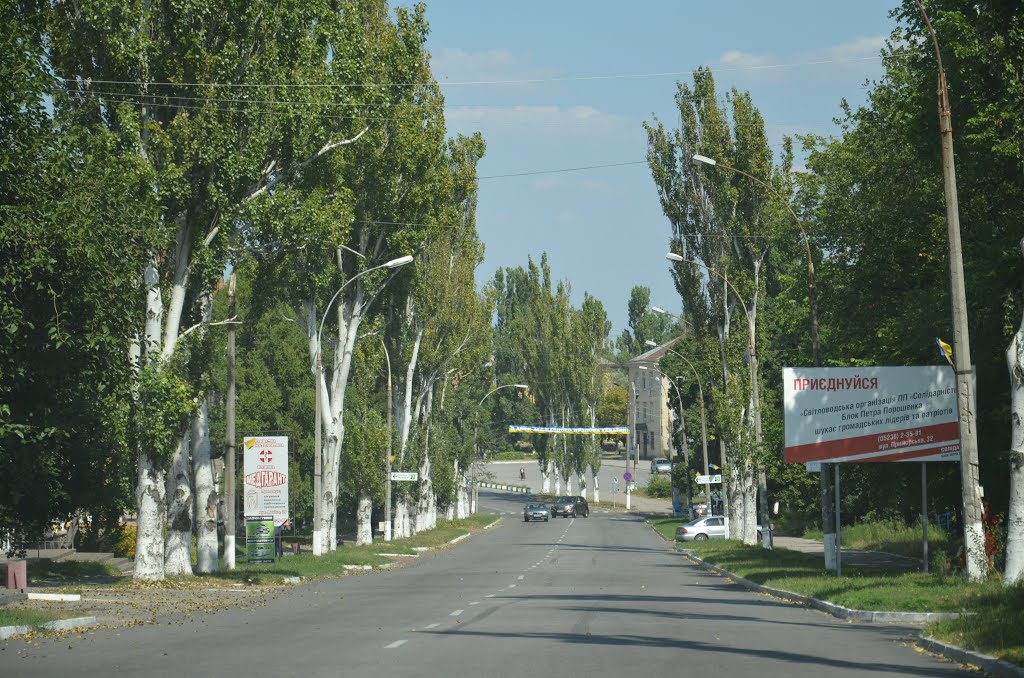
(0, 615), (97, 640)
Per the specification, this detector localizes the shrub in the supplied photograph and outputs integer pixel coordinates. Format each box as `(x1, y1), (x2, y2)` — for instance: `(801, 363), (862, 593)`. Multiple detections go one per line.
(113, 525), (136, 559)
(646, 476), (672, 498)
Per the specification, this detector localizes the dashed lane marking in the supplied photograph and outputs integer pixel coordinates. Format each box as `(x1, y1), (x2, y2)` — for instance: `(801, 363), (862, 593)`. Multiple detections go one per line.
(450, 609), (464, 616)
(385, 640), (408, 649)
(422, 623), (440, 630)
(508, 584), (517, 588)
(517, 575), (524, 580)
(469, 601), (480, 606)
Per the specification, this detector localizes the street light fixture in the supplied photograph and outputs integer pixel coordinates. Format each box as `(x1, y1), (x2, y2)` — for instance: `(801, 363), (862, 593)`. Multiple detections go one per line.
(644, 337), (711, 507)
(664, 252), (771, 547)
(313, 254), (413, 555)
(471, 383), (529, 512)
(691, 151), (829, 563)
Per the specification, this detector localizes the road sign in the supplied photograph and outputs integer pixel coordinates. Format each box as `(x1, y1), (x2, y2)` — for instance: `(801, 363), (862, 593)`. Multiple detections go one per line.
(695, 474), (722, 485)
(623, 472), (632, 482)
(390, 471), (418, 481)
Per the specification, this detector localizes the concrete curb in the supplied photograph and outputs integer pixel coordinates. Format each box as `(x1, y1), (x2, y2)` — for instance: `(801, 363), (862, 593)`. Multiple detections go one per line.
(681, 551), (1024, 675)
(682, 551), (961, 623)
(0, 615), (98, 640)
(916, 636), (1024, 678)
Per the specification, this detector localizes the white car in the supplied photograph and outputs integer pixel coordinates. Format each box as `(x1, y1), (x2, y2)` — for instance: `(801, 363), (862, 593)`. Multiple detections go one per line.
(650, 457), (671, 474)
(675, 516), (763, 542)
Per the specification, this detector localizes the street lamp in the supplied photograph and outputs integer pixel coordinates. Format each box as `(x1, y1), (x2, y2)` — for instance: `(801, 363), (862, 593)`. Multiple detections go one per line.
(665, 252), (771, 548)
(471, 383), (529, 512)
(910, 0), (985, 582)
(381, 339), (394, 542)
(313, 254), (413, 555)
(692, 152), (830, 563)
(644, 337), (710, 506)
(639, 361), (693, 518)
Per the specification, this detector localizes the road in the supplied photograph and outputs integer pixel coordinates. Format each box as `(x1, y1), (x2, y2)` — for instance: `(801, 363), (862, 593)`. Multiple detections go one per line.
(1, 491), (967, 677)
(484, 456), (665, 499)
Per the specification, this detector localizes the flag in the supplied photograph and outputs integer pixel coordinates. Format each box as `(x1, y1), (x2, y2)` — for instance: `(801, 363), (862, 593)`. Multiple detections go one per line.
(936, 337), (953, 366)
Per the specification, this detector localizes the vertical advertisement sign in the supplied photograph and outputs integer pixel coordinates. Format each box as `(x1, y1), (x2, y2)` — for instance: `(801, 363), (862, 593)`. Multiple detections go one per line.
(245, 516), (275, 564)
(243, 436), (289, 526)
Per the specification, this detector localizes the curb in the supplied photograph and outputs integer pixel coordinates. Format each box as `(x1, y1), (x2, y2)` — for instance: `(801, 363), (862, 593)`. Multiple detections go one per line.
(0, 615), (98, 640)
(916, 636), (1024, 678)
(681, 551), (1024, 675)
(682, 551), (961, 623)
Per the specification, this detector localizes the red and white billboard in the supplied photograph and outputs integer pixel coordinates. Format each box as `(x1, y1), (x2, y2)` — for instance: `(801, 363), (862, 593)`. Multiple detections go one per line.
(243, 436), (289, 526)
(783, 366), (962, 465)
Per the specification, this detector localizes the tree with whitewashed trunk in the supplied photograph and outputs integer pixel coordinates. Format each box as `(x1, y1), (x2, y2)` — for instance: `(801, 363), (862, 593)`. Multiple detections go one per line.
(1005, 237), (1024, 585)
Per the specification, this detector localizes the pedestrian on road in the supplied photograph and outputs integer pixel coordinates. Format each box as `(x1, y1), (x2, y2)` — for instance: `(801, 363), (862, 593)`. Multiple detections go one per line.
(519, 466), (526, 482)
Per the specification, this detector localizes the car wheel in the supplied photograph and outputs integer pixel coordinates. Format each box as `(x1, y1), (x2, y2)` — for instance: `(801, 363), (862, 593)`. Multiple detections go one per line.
(570, 509), (576, 518)
(757, 531), (763, 541)
(695, 533), (709, 541)
(544, 518), (548, 522)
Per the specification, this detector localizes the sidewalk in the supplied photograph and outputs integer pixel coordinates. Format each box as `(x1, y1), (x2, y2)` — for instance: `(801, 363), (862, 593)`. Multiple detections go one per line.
(772, 535), (923, 572)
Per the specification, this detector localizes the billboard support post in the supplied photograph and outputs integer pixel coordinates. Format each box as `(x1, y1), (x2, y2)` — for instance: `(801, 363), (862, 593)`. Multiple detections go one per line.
(835, 464), (842, 577)
(922, 463), (929, 573)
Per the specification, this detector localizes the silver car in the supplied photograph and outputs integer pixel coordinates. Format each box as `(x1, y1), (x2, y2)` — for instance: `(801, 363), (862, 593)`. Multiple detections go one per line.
(650, 457), (671, 474)
(523, 503), (549, 522)
(675, 516), (762, 541)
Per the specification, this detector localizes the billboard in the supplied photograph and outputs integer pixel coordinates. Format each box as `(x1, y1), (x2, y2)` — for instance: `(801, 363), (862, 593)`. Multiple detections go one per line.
(243, 436), (289, 526)
(784, 366), (962, 465)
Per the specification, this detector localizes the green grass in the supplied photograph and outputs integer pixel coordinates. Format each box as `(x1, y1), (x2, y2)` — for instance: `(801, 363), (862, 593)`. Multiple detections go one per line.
(0, 609), (68, 631)
(649, 517), (688, 541)
(676, 540), (1024, 666)
(23, 559), (121, 583)
(205, 514), (500, 585)
(491, 451), (533, 461)
(802, 520), (953, 559)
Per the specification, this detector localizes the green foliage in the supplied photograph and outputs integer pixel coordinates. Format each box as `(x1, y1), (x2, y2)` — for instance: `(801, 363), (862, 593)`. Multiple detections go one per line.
(135, 364), (198, 466)
(645, 475), (672, 499)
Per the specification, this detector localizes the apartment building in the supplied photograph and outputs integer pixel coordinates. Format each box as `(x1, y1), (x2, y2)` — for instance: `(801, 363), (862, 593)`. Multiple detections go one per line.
(625, 337), (681, 461)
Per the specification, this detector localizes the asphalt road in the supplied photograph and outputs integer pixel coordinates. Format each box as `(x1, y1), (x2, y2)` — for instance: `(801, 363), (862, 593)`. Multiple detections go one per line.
(485, 456), (663, 496)
(1, 491), (968, 677)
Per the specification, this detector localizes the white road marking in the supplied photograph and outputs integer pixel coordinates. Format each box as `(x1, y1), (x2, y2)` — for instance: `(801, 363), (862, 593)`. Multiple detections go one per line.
(517, 575), (524, 580)
(486, 594), (495, 598)
(450, 609), (464, 616)
(423, 623), (440, 630)
(508, 584), (517, 588)
(385, 640), (407, 649)
(469, 601), (480, 606)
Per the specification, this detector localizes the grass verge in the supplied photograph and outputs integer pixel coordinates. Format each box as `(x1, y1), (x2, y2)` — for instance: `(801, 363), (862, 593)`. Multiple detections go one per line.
(0, 609), (69, 631)
(803, 520), (952, 560)
(671, 539), (1024, 667)
(26, 559), (122, 583)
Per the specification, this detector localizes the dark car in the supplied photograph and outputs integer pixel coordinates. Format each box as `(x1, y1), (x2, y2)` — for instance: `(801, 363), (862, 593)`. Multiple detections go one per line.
(523, 503), (550, 522)
(550, 495), (589, 518)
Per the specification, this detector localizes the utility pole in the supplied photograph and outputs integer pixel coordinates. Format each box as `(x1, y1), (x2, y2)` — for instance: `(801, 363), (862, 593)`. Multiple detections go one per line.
(913, 0), (985, 581)
(224, 274), (237, 569)
(382, 341), (393, 541)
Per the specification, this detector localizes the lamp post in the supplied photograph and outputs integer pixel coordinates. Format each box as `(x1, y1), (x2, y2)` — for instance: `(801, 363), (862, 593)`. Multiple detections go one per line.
(381, 339), (393, 542)
(665, 252), (771, 548)
(644, 336), (710, 498)
(911, 0), (985, 582)
(312, 254), (413, 556)
(472, 383), (528, 512)
(691, 152), (828, 563)
(639, 360), (693, 518)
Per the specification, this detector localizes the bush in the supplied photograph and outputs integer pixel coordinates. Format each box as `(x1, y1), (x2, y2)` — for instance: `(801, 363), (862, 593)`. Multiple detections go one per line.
(112, 525), (136, 559)
(493, 450), (529, 461)
(646, 476), (672, 498)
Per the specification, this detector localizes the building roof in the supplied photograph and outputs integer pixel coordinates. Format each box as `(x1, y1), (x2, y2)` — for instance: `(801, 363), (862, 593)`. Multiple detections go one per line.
(625, 336), (684, 366)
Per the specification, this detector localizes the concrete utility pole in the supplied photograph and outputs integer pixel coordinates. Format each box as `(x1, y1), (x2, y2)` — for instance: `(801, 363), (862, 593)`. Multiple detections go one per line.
(382, 340), (393, 541)
(224, 274), (237, 569)
(913, 0), (986, 581)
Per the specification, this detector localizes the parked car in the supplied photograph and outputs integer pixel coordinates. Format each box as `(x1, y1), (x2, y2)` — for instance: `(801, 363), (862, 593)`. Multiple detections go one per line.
(550, 495), (589, 518)
(650, 457), (671, 474)
(523, 503), (550, 522)
(675, 516), (762, 542)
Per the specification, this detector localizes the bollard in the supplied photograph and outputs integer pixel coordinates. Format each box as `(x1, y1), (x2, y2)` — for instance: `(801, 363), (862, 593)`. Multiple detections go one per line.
(5, 559), (27, 591)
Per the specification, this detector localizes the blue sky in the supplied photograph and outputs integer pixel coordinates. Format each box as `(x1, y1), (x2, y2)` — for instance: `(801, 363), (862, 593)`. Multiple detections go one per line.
(422, 1), (900, 338)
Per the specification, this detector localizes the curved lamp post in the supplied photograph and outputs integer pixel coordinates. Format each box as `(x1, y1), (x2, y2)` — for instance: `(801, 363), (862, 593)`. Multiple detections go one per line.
(471, 383), (528, 512)
(665, 252), (772, 548)
(312, 254), (413, 555)
(691, 152), (831, 561)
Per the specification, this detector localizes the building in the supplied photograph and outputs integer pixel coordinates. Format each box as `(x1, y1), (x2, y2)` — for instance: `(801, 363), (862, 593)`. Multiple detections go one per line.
(625, 338), (682, 461)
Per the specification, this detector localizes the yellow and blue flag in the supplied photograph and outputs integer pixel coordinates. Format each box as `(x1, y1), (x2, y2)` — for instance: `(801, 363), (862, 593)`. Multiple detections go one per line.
(935, 337), (953, 366)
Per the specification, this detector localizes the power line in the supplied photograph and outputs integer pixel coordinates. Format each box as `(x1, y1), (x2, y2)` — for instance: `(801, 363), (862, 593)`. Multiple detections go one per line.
(54, 53), (901, 90)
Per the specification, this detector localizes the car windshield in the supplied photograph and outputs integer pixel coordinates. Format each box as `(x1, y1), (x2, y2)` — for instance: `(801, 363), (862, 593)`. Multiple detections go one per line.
(555, 497), (575, 504)
(526, 504), (545, 510)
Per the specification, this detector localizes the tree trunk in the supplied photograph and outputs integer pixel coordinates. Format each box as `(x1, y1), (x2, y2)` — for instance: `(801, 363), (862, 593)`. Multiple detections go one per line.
(394, 497), (411, 538)
(134, 452), (166, 580)
(356, 494), (373, 545)
(415, 454), (433, 533)
(164, 430), (194, 576)
(758, 463), (772, 549)
(742, 463), (758, 546)
(542, 459), (552, 493)
(727, 462), (744, 540)
(591, 467), (600, 504)
(1004, 238), (1024, 585)
(193, 399), (218, 573)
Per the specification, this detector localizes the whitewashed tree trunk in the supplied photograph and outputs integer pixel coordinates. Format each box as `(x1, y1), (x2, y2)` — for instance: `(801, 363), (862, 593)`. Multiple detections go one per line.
(415, 454), (433, 533)
(1005, 238), (1024, 585)
(356, 494), (373, 545)
(727, 463), (744, 540)
(742, 464), (758, 546)
(577, 472), (585, 497)
(165, 431), (194, 576)
(564, 475), (572, 496)
(135, 452), (166, 580)
(591, 467), (600, 504)
(192, 399), (218, 573)
(542, 459), (552, 493)
(394, 498), (411, 538)
(457, 473), (469, 519)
